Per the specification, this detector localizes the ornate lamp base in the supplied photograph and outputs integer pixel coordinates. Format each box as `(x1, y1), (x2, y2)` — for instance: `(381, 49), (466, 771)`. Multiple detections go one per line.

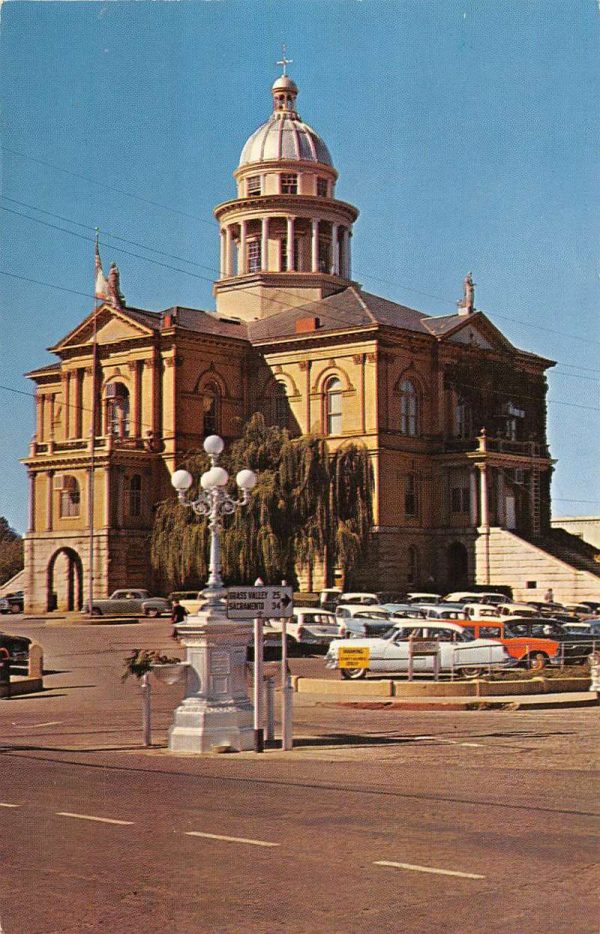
(168, 605), (254, 753)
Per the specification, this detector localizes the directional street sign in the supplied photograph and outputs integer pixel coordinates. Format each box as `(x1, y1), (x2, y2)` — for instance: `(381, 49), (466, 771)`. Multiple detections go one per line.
(226, 585), (294, 620)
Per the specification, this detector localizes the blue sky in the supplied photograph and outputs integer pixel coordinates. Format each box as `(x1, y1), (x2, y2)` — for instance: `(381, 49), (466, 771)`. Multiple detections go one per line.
(1, 0), (598, 533)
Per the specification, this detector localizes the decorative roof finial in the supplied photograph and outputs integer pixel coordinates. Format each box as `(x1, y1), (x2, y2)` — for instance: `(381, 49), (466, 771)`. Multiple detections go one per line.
(457, 271), (475, 315)
(94, 229), (110, 302)
(277, 44), (293, 77)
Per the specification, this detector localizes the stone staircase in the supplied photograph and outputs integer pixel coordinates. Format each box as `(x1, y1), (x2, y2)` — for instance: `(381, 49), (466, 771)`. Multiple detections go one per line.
(475, 526), (600, 604)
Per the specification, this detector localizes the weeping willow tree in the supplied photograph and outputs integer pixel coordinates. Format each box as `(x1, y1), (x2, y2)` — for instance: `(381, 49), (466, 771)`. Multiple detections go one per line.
(150, 414), (373, 590)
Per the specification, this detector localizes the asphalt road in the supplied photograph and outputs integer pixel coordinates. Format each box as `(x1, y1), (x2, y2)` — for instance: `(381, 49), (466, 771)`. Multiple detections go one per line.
(0, 618), (598, 934)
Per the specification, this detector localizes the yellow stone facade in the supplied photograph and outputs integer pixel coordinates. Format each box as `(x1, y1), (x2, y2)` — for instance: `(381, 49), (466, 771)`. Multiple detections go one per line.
(22, 71), (554, 612)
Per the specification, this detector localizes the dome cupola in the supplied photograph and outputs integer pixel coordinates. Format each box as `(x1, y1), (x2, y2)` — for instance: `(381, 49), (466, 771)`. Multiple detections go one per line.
(213, 60), (359, 321)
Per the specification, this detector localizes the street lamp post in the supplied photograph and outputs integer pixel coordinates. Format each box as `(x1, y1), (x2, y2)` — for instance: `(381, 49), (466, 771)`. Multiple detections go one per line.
(167, 435), (258, 753)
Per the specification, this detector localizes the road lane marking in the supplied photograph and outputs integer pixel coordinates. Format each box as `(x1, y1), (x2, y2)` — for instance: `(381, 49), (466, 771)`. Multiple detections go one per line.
(185, 831), (279, 848)
(56, 812), (134, 826)
(374, 860), (485, 880)
(0, 803), (20, 808)
(460, 742), (484, 747)
(15, 721), (63, 728)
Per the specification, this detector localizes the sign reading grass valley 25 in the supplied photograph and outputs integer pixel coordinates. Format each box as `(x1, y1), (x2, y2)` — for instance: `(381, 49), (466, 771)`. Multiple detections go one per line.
(338, 646), (370, 668)
(226, 586), (294, 620)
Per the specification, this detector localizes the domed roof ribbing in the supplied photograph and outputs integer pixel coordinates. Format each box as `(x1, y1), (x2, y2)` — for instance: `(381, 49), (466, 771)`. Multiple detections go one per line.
(239, 74), (333, 168)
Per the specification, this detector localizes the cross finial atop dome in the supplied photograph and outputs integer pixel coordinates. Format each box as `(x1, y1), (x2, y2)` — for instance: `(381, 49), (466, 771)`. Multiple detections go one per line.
(276, 44), (293, 77)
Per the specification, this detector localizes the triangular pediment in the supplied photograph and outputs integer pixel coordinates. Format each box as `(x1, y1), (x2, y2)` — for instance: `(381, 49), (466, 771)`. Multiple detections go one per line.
(50, 304), (155, 353)
(425, 312), (514, 353)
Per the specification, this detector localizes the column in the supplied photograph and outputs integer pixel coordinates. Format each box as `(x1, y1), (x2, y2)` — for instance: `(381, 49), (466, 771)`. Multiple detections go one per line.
(496, 470), (505, 527)
(331, 224), (339, 275)
(342, 228), (350, 278)
(238, 221), (247, 275)
(346, 230), (352, 279)
(38, 394), (45, 442)
(28, 472), (36, 533)
(104, 466), (112, 528)
(225, 227), (234, 277)
(46, 471), (54, 531)
(64, 373), (71, 439)
(469, 470), (478, 527)
(219, 229), (226, 278)
(261, 216), (269, 270)
(311, 219), (319, 272)
(478, 464), (489, 529)
(75, 370), (83, 437)
(286, 216), (295, 272)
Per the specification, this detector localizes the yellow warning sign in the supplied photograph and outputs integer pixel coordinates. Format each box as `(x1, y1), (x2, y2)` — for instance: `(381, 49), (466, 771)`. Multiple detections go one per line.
(338, 646), (370, 668)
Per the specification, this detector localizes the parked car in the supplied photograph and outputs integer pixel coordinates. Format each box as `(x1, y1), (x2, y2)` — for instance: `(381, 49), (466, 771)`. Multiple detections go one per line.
(580, 601), (600, 614)
(335, 608), (394, 639)
(381, 603), (424, 619)
(325, 620), (513, 680)
(4, 592), (24, 614)
(318, 588), (343, 612)
(462, 603), (504, 620)
(268, 608), (339, 655)
(0, 631), (31, 665)
(338, 592), (380, 606)
(458, 620), (560, 669)
(405, 592), (442, 605)
(497, 603), (539, 618)
(562, 621), (600, 638)
(0, 599), (10, 615)
(422, 604), (469, 621)
(90, 590), (171, 618)
(443, 591), (510, 605)
(508, 618), (594, 665)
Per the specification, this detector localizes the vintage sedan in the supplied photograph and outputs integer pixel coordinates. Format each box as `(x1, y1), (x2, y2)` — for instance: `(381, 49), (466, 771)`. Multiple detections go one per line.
(325, 621), (513, 680)
(268, 608), (339, 655)
(89, 590), (171, 618)
(0, 631), (31, 665)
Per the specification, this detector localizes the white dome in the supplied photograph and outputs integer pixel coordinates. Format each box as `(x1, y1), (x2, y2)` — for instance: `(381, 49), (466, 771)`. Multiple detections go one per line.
(239, 113), (332, 167)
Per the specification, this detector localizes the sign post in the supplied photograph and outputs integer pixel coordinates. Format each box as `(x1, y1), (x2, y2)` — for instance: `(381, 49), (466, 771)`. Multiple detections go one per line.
(226, 584), (294, 752)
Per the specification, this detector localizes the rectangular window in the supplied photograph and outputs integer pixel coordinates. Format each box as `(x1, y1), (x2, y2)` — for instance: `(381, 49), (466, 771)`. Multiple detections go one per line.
(318, 238), (330, 273)
(317, 177), (328, 198)
(246, 175), (261, 196)
(247, 240), (261, 273)
(280, 173), (298, 194)
(451, 487), (470, 513)
(405, 474), (418, 518)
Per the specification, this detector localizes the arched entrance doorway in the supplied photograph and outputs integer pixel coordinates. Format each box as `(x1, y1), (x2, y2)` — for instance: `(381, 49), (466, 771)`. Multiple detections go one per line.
(47, 548), (83, 612)
(447, 541), (469, 591)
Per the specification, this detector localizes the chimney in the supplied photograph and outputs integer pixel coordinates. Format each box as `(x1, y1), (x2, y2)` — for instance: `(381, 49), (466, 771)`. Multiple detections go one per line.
(295, 316), (320, 334)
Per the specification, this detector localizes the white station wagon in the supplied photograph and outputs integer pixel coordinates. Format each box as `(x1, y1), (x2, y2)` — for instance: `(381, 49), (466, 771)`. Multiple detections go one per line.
(325, 620), (514, 680)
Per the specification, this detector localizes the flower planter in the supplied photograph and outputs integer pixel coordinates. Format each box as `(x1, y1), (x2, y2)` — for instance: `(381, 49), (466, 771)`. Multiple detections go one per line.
(150, 662), (189, 685)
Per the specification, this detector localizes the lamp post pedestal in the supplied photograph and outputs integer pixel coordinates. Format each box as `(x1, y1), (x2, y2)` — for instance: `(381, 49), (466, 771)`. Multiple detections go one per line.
(168, 599), (254, 754)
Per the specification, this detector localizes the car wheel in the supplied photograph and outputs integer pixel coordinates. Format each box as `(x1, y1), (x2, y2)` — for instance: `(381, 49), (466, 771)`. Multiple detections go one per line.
(9, 604), (20, 614)
(341, 667), (368, 680)
(144, 608), (160, 619)
(459, 667), (485, 679)
(91, 607), (102, 617)
(527, 652), (548, 671)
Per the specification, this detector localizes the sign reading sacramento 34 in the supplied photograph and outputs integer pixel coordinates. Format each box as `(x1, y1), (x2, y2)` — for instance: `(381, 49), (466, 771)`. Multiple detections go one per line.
(226, 586), (294, 620)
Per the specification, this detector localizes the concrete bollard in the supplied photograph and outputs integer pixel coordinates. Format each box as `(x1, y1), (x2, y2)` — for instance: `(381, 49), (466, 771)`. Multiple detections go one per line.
(28, 643), (43, 679)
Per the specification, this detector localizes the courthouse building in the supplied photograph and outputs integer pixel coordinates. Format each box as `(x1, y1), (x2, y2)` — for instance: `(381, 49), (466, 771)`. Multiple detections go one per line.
(22, 69), (599, 613)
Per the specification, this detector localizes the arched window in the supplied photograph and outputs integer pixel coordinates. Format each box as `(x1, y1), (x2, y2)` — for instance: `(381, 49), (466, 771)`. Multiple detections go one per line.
(127, 475), (142, 518)
(272, 382), (288, 429)
(105, 382), (130, 437)
(325, 377), (343, 435)
(399, 379), (419, 436)
(202, 382), (220, 436)
(59, 475), (80, 518)
(407, 545), (419, 586)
